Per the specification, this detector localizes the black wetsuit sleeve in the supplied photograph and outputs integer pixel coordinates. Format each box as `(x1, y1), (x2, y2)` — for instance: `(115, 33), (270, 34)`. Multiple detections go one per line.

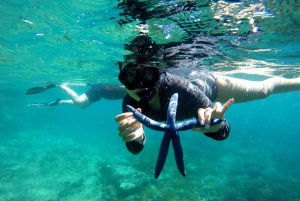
(203, 118), (230, 140)
(122, 94), (145, 154)
(125, 134), (146, 155)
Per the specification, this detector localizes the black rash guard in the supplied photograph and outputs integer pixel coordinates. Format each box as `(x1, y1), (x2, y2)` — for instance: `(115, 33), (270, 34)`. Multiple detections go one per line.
(122, 73), (230, 154)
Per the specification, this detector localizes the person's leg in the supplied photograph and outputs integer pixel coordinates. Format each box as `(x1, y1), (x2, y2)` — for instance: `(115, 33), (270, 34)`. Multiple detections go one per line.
(56, 100), (74, 106)
(214, 74), (300, 103)
(57, 85), (92, 108)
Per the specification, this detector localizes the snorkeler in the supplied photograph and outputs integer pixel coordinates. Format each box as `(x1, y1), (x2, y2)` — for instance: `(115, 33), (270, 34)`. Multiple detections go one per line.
(25, 83), (126, 108)
(112, 21), (300, 154)
(115, 62), (300, 154)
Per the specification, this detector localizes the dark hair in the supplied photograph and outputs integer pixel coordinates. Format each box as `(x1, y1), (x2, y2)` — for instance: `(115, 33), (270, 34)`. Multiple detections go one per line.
(125, 35), (159, 59)
(122, 63), (165, 73)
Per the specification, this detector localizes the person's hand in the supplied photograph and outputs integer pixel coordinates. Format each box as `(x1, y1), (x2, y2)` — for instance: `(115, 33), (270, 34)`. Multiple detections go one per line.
(115, 108), (145, 142)
(192, 98), (234, 133)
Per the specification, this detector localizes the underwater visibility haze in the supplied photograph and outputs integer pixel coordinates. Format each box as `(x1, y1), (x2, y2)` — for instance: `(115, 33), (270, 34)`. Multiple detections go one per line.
(1, 0), (300, 200)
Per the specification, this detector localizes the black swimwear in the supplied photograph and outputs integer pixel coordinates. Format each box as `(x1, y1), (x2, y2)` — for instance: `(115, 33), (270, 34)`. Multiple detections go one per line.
(85, 84), (126, 102)
(122, 73), (230, 154)
(191, 73), (218, 102)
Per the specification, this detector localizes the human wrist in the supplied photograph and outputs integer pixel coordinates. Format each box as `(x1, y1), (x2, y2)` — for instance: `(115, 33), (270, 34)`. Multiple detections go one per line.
(134, 133), (145, 143)
(205, 124), (221, 133)
(204, 119), (223, 134)
(204, 118), (230, 141)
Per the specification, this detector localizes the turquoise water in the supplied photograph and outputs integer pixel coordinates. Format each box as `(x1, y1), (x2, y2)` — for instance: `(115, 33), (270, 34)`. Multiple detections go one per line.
(1, 0), (300, 200)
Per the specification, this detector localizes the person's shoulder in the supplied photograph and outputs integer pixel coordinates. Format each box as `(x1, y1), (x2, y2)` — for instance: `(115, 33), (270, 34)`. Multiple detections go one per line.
(163, 72), (190, 86)
(164, 73), (182, 82)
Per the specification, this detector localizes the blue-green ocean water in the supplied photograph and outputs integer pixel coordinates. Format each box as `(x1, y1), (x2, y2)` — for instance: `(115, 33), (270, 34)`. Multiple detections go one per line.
(1, 0), (300, 200)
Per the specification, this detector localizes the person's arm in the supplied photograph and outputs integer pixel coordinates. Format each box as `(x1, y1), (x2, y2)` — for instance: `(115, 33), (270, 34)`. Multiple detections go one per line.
(192, 99), (234, 140)
(203, 118), (230, 140)
(214, 74), (300, 103)
(115, 108), (146, 155)
(125, 133), (146, 154)
(115, 94), (146, 154)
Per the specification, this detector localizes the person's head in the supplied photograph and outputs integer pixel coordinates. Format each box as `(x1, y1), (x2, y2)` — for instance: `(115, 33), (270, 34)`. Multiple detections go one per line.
(118, 63), (164, 101)
(125, 35), (159, 61)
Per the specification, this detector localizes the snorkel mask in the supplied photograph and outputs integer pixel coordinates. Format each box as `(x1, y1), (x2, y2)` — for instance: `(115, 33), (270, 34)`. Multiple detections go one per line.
(118, 63), (160, 90)
(118, 63), (165, 104)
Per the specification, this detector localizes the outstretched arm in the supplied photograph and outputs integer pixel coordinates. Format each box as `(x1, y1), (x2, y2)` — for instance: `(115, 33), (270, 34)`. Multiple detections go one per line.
(214, 74), (300, 103)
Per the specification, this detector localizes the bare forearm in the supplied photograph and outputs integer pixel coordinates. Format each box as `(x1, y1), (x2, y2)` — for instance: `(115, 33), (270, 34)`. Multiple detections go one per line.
(215, 75), (300, 103)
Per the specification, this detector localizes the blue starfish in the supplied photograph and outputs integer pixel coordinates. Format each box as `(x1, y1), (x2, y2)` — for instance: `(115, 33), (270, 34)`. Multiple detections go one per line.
(126, 93), (222, 179)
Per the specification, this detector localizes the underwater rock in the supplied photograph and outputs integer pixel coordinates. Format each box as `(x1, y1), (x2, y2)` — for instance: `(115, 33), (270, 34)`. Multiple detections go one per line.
(245, 182), (281, 201)
(104, 164), (151, 191)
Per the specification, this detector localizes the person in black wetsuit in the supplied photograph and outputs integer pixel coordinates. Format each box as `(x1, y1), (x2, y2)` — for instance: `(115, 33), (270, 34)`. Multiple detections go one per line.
(115, 63), (234, 154)
(115, 60), (300, 154)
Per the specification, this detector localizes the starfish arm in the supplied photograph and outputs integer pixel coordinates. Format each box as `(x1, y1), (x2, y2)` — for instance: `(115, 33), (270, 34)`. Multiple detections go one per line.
(155, 131), (172, 179)
(172, 132), (186, 177)
(177, 118), (223, 131)
(126, 105), (168, 131)
(167, 93), (178, 125)
(126, 93), (224, 178)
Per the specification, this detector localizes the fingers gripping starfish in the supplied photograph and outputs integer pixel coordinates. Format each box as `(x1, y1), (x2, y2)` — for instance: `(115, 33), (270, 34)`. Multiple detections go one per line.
(126, 93), (222, 179)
